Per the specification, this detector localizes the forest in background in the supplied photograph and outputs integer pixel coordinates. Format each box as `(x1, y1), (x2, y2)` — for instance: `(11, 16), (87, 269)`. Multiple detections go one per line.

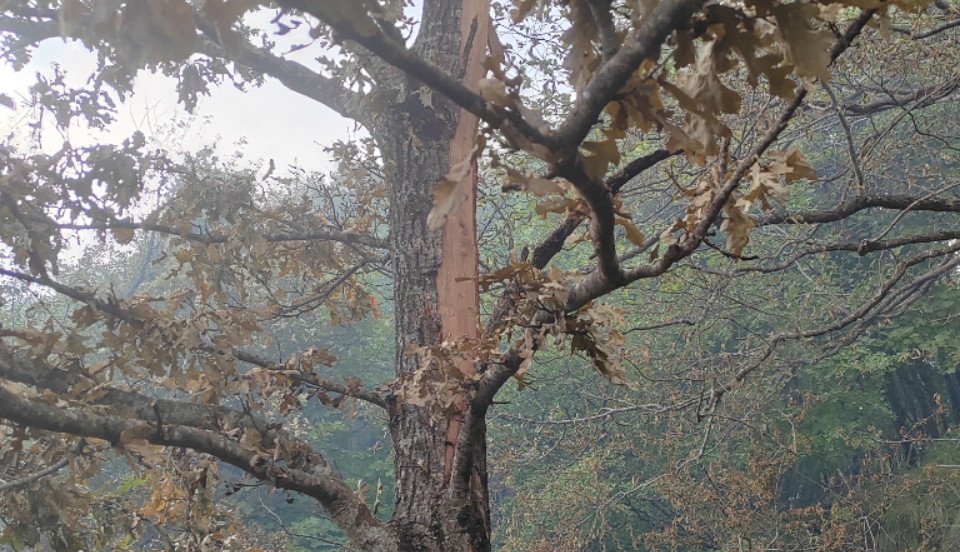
(1, 0), (960, 550)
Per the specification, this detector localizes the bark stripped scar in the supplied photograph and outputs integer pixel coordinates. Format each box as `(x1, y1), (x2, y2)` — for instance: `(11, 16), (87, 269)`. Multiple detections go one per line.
(458, 16), (479, 81)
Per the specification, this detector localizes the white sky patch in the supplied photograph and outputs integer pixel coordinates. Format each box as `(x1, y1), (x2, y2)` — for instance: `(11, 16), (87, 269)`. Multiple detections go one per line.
(0, 18), (356, 173)
(0, 13), (375, 272)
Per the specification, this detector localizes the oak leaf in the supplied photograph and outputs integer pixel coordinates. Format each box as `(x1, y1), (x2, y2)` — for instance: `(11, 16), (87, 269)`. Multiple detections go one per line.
(427, 137), (485, 230)
(773, 4), (834, 82)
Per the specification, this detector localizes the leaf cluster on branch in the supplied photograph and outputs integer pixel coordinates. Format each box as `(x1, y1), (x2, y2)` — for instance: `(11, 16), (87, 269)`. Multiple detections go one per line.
(1, 0), (960, 549)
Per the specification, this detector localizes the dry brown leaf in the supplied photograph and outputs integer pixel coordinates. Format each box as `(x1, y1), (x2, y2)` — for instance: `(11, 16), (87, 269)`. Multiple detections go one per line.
(617, 218), (646, 247)
(773, 148), (818, 182)
(427, 179), (464, 231)
(511, 0), (538, 23)
(124, 0), (197, 62)
(120, 424), (154, 444)
(721, 198), (756, 256)
(112, 227), (136, 244)
(427, 138), (485, 230)
(581, 137), (621, 180)
(535, 197), (579, 218)
(675, 41), (741, 115)
(773, 4), (834, 81)
(479, 78), (512, 107)
(59, 0), (87, 37)
(504, 168), (568, 196)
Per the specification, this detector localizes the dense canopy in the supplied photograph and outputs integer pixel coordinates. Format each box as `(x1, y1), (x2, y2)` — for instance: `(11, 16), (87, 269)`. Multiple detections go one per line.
(1, 0), (960, 550)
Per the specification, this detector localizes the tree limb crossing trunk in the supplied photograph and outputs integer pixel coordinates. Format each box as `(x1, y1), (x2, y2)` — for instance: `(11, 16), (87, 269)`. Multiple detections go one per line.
(376, 0), (489, 550)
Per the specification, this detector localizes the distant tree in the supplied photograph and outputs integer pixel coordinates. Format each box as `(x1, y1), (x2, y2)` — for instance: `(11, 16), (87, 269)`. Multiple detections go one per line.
(1, 0), (960, 550)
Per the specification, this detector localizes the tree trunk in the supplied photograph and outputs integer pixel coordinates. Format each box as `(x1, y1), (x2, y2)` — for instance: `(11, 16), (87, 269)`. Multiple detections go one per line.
(373, 0), (489, 550)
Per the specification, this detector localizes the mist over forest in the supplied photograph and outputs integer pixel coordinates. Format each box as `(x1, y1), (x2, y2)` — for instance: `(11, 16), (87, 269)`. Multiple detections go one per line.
(2, 0), (960, 550)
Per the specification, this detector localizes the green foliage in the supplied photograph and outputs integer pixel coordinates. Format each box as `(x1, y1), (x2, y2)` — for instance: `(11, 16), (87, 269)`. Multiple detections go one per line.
(3, 0), (960, 550)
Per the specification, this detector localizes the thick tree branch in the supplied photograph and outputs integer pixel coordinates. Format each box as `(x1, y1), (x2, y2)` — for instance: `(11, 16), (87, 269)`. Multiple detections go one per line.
(531, 149), (677, 272)
(556, 157), (626, 285)
(544, 0), (720, 292)
(231, 348), (388, 408)
(194, 35), (368, 124)
(0, 345), (362, 436)
(484, 149), (676, 335)
(0, 15), (58, 43)
(585, 0), (620, 62)
(0, 270), (389, 408)
(0, 13), (369, 124)
(555, 0), (709, 147)
(275, 0), (547, 145)
(757, 193), (960, 226)
(450, 350), (521, 502)
(0, 385), (397, 551)
(560, 9), (876, 313)
(51, 219), (388, 250)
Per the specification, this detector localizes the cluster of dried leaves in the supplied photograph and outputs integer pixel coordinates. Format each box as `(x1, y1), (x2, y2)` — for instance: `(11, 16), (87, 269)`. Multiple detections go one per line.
(1, 0), (959, 549)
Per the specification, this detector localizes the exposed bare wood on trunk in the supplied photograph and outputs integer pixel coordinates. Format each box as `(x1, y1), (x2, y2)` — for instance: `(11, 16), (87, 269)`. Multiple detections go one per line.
(440, 0), (488, 487)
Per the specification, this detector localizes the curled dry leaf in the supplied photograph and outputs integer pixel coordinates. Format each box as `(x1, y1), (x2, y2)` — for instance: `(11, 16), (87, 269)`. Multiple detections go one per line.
(720, 200), (756, 257)
(722, 149), (814, 256)
(427, 137), (486, 230)
(772, 4), (834, 82)
(661, 40), (738, 164)
(479, 78), (512, 107)
(616, 218), (646, 247)
(769, 148), (817, 183)
(582, 137), (622, 180)
(502, 167), (568, 196)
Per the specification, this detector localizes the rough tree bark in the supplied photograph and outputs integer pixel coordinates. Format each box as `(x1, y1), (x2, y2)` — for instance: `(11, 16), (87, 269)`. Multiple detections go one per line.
(4, 1), (940, 551)
(372, 0), (489, 549)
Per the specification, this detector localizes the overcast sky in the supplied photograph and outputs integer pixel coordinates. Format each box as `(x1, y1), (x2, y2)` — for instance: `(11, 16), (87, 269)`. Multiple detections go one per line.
(0, 15), (356, 173)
